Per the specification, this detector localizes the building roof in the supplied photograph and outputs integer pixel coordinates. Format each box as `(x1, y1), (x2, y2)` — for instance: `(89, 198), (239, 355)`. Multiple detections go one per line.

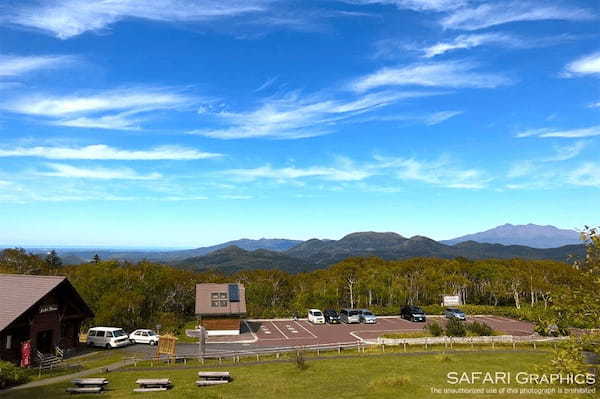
(0, 274), (84, 331)
(195, 283), (246, 316)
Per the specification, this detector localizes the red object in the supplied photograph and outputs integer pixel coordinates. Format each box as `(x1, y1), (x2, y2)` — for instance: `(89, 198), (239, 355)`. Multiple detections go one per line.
(20, 341), (31, 368)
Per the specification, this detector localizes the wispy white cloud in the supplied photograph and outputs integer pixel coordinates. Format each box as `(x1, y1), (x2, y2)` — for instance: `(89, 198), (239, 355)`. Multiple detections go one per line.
(517, 125), (600, 139)
(423, 33), (517, 58)
(343, 0), (466, 12)
(254, 76), (279, 92)
(39, 163), (161, 180)
(0, 144), (222, 160)
(6, 0), (273, 39)
(563, 52), (600, 77)
(568, 162), (600, 188)
(589, 101), (600, 109)
(189, 90), (436, 139)
(224, 164), (373, 182)
(223, 154), (489, 189)
(3, 87), (194, 130)
(543, 141), (589, 162)
(0, 54), (76, 77)
(439, 1), (592, 31)
(372, 154), (489, 188)
(351, 60), (511, 92)
(506, 141), (590, 188)
(424, 110), (462, 125)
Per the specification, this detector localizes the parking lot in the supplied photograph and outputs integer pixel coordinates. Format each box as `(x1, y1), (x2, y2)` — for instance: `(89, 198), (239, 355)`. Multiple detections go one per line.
(116, 315), (534, 356)
(241, 315), (534, 348)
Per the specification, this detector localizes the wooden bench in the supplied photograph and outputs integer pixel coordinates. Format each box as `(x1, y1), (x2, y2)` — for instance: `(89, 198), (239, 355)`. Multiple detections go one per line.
(66, 378), (108, 394)
(134, 378), (172, 393)
(72, 378), (109, 386)
(66, 387), (103, 394)
(197, 371), (231, 387)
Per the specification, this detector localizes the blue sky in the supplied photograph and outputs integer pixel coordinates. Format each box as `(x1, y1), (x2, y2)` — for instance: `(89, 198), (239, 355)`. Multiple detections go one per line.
(0, 0), (599, 247)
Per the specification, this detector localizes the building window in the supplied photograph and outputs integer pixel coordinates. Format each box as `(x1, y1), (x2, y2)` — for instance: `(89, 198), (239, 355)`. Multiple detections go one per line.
(6, 335), (12, 350)
(210, 292), (228, 307)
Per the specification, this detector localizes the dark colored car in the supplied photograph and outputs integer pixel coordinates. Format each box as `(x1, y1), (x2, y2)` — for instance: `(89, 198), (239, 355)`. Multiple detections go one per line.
(400, 305), (426, 322)
(323, 309), (340, 324)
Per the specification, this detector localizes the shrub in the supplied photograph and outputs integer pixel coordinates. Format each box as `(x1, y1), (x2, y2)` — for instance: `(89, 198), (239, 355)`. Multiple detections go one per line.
(465, 321), (494, 336)
(0, 361), (29, 389)
(368, 375), (411, 388)
(381, 332), (430, 339)
(426, 321), (444, 337)
(445, 318), (467, 337)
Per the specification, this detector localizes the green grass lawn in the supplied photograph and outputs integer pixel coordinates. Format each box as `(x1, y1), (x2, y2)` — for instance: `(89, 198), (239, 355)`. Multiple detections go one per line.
(7, 351), (596, 398)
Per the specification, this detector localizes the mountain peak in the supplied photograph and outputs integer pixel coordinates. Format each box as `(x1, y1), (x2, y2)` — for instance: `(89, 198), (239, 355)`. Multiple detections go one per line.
(442, 224), (580, 248)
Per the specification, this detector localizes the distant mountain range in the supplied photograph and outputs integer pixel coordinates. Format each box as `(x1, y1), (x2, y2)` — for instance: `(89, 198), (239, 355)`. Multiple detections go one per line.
(21, 224), (586, 272)
(441, 223), (581, 248)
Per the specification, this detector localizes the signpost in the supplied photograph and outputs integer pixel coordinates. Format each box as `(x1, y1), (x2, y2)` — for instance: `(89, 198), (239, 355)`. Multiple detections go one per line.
(186, 327), (207, 356)
(442, 295), (461, 307)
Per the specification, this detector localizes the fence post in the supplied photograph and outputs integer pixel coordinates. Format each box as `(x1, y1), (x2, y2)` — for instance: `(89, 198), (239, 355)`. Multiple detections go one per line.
(491, 338), (495, 349)
(256, 354), (260, 362)
(533, 342), (537, 350)
(403, 342), (407, 352)
(338, 345), (341, 354)
(513, 341), (516, 350)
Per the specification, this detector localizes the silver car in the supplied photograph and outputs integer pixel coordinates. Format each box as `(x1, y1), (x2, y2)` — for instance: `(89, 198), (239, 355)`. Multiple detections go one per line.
(358, 309), (377, 324)
(339, 308), (361, 324)
(444, 308), (466, 320)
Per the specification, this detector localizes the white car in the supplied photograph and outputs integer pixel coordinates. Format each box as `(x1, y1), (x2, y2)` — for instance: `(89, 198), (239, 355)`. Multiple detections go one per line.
(308, 309), (325, 324)
(86, 327), (130, 349)
(129, 329), (160, 345)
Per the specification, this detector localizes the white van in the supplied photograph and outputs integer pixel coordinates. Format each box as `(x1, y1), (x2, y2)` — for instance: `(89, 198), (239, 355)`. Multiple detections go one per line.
(308, 309), (325, 324)
(86, 327), (130, 348)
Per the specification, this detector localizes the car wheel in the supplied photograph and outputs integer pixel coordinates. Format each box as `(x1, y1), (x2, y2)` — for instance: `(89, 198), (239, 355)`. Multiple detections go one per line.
(105, 343), (111, 349)
(150, 340), (156, 346)
(130, 339), (136, 344)
(411, 316), (415, 322)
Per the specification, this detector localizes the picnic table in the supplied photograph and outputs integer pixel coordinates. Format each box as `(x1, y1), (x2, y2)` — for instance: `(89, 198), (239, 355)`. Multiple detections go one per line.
(197, 371), (231, 386)
(134, 378), (172, 392)
(66, 378), (108, 394)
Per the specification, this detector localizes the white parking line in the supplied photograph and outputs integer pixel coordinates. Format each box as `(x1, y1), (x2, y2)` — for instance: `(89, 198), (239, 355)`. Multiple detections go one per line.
(270, 321), (289, 339)
(294, 321), (318, 338)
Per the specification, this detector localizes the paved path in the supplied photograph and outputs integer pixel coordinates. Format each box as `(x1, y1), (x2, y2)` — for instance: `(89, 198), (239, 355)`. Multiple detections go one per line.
(0, 358), (135, 395)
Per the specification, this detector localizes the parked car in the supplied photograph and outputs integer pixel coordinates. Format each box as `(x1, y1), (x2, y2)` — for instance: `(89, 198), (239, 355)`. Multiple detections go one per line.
(339, 308), (361, 324)
(129, 329), (160, 345)
(400, 305), (426, 322)
(86, 327), (130, 348)
(357, 309), (377, 324)
(444, 308), (466, 321)
(308, 309), (325, 324)
(323, 309), (341, 324)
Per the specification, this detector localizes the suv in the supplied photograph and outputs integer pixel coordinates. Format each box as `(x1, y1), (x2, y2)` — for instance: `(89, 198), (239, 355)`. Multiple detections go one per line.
(444, 308), (466, 321)
(323, 309), (340, 324)
(358, 309), (377, 324)
(339, 308), (361, 324)
(129, 329), (160, 345)
(400, 305), (426, 322)
(86, 327), (130, 348)
(308, 309), (325, 324)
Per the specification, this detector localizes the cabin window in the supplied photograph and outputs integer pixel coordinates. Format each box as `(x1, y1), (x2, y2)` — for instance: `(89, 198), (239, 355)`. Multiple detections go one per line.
(6, 335), (12, 350)
(211, 292), (228, 307)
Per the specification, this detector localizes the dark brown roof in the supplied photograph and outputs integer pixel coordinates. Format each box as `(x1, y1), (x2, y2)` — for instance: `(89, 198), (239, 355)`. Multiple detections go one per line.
(0, 274), (67, 331)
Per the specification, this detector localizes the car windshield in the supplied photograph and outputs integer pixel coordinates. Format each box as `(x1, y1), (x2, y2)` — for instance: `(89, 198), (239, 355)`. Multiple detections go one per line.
(363, 311), (373, 316)
(113, 329), (127, 337)
(314, 311), (323, 316)
(412, 308), (423, 313)
(147, 331), (156, 336)
(448, 309), (461, 313)
(349, 311), (360, 316)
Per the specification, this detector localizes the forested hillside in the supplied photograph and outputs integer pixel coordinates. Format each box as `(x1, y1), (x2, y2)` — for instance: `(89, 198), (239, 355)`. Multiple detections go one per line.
(1, 227), (599, 335)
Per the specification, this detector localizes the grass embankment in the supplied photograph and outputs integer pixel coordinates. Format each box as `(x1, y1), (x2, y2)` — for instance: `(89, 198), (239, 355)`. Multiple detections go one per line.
(8, 351), (593, 399)
(26, 351), (131, 382)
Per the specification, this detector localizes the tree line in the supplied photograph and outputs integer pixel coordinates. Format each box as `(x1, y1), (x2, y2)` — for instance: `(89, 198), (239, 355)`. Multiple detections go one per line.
(1, 227), (598, 333)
